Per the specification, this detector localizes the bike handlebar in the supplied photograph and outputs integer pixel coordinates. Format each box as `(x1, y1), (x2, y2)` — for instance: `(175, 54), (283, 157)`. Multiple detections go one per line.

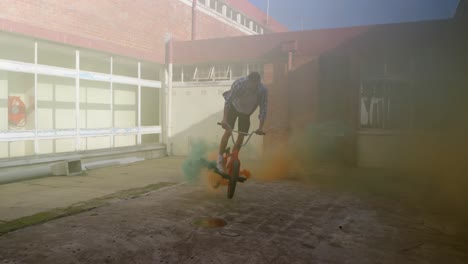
(217, 122), (265, 147)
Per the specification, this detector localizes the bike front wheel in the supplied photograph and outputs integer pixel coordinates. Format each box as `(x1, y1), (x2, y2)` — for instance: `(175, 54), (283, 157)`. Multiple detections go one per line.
(227, 160), (240, 199)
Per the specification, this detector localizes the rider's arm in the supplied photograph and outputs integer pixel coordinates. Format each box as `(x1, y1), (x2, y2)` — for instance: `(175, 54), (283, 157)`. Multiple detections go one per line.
(222, 104), (230, 123)
(259, 118), (265, 131)
(258, 87), (268, 132)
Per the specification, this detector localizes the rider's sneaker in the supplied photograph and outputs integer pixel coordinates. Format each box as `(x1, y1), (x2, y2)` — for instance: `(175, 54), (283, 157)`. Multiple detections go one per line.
(216, 160), (224, 173)
(237, 176), (247, 183)
(212, 180), (221, 189)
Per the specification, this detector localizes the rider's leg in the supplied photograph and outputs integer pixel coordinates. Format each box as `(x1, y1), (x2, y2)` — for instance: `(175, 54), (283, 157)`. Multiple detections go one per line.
(234, 134), (245, 152)
(217, 108), (237, 172)
(234, 113), (251, 152)
(219, 129), (232, 156)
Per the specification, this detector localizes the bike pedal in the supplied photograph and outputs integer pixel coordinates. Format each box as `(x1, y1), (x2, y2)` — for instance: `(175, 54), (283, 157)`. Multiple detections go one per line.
(237, 176), (247, 183)
(212, 181), (221, 189)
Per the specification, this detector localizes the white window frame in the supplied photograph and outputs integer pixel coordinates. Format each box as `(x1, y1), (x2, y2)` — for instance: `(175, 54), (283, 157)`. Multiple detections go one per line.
(192, 65), (214, 81)
(0, 43), (162, 155)
(212, 65), (231, 80)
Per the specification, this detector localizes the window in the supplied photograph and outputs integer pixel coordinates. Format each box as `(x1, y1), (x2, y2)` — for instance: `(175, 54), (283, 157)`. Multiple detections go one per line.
(113, 56), (138, 78)
(113, 83), (137, 128)
(173, 66), (183, 82)
(360, 54), (413, 130)
(360, 81), (412, 129)
(213, 65), (230, 80)
(0, 33), (34, 63)
(37, 75), (76, 130)
(38, 41), (75, 69)
(80, 49), (111, 74)
(0, 31), (162, 157)
(80, 80), (111, 129)
(232, 11), (238, 21)
(193, 66), (213, 81)
(182, 66), (196, 82)
(141, 61), (161, 81)
(174, 63), (265, 82)
(216, 2), (223, 13)
(141, 87), (160, 127)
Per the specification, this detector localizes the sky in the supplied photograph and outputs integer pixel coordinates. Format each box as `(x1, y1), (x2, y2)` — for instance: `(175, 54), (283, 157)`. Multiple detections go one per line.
(249, 0), (461, 31)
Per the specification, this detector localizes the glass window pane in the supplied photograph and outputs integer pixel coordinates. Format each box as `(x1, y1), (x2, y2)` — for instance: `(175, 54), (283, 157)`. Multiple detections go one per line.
(83, 136), (111, 151)
(173, 66), (182, 82)
(115, 135), (136, 148)
(0, 71), (35, 131)
(0, 142), (8, 159)
(213, 65), (230, 80)
(113, 83), (137, 128)
(80, 80), (111, 129)
(194, 66), (213, 81)
(9, 140), (34, 157)
(141, 87), (160, 126)
(80, 50), (111, 74)
(38, 41), (75, 69)
(183, 66), (196, 82)
(141, 62), (160, 81)
(55, 138), (75, 153)
(113, 56), (138, 78)
(38, 139), (54, 155)
(0, 32), (34, 63)
(142, 134), (159, 145)
(37, 75), (76, 130)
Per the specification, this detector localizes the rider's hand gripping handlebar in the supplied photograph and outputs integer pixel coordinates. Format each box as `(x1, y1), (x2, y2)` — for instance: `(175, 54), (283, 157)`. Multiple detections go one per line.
(217, 122), (265, 147)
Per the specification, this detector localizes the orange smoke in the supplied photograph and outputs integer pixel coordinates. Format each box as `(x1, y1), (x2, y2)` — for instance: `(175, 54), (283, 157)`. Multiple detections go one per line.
(253, 142), (294, 182)
(203, 151), (228, 190)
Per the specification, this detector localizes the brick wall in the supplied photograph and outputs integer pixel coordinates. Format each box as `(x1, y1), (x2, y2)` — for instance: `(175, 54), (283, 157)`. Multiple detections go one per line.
(0, 0), (247, 63)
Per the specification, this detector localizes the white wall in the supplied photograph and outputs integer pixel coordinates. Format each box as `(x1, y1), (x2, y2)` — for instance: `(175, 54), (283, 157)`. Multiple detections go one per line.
(171, 82), (263, 159)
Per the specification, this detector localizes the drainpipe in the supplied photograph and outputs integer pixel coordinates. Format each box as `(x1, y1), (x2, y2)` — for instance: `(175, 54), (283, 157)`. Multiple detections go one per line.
(266, 0), (270, 27)
(281, 40), (298, 71)
(165, 36), (174, 155)
(192, 0), (198, 40)
(288, 52), (293, 71)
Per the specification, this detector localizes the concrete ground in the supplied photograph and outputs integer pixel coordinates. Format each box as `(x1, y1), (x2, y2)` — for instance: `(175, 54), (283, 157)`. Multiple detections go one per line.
(0, 157), (183, 222)
(0, 157), (467, 263)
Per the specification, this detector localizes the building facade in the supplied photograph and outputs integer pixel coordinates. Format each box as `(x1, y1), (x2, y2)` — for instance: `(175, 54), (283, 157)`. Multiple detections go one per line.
(0, 0), (286, 181)
(171, 5), (468, 171)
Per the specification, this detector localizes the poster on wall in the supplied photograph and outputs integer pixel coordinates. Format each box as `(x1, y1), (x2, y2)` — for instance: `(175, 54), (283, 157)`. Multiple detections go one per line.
(8, 96), (30, 129)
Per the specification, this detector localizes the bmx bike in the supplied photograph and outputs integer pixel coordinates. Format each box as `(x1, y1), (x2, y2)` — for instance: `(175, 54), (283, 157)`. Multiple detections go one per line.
(200, 123), (265, 199)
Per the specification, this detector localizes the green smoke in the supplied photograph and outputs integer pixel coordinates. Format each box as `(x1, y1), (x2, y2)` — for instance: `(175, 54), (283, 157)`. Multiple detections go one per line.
(181, 139), (217, 183)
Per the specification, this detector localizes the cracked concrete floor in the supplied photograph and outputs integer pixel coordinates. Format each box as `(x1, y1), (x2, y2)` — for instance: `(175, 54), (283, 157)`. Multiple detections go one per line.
(1, 180), (467, 264)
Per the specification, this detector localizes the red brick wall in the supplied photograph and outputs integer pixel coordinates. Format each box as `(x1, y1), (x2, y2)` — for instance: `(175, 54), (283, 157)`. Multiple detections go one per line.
(0, 0), (247, 63)
(287, 59), (320, 131)
(196, 11), (246, 40)
(264, 60), (290, 147)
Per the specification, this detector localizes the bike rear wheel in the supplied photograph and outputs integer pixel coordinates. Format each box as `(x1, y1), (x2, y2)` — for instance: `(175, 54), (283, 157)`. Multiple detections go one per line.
(227, 160), (240, 199)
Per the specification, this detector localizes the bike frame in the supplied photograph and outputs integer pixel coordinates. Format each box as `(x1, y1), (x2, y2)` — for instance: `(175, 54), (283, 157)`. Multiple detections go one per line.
(223, 130), (256, 176)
